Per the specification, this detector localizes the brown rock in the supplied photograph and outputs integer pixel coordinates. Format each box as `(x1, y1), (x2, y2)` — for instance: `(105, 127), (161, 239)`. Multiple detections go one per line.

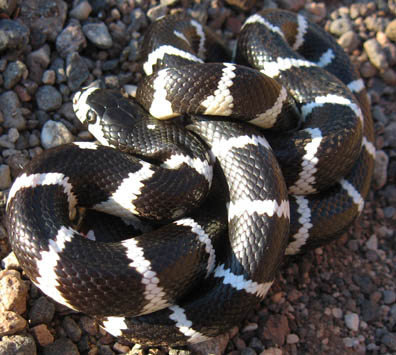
(385, 19), (396, 42)
(0, 270), (29, 314)
(261, 314), (290, 345)
(188, 331), (230, 355)
(0, 311), (27, 336)
(381, 67), (396, 86)
(31, 324), (54, 346)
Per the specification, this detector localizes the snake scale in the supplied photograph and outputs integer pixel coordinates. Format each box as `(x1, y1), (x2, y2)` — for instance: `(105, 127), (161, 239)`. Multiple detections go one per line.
(6, 9), (374, 347)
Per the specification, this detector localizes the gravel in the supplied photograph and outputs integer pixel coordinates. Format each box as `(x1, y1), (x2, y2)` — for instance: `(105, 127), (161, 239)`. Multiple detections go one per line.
(0, 0), (395, 354)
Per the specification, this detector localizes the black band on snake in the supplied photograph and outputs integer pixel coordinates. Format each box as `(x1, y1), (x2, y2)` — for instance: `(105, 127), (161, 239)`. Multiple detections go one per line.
(6, 9), (375, 346)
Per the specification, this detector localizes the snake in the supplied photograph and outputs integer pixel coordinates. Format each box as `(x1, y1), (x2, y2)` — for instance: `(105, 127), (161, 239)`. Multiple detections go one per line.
(6, 9), (374, 347)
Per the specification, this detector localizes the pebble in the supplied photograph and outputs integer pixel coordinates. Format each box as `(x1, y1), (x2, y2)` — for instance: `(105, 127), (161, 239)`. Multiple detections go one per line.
(0, 164), (11, 189)
(42, 337), (79, 355)
(29, 296), (55, 326)
(26, 45), (51, 83)
(65, 52), (89, 91)
(384, 122), (396, 148)
(332, 307), (343, 319)
(385, 19), (396, 41)
(18, 0), (67, 43)
(129, 8), (148, 32)
(374, 150), (389, 189)
(62, 316), (82, 342)
(31, 324), (54, 347)
(0, 19), (29, 54)
(36, 85), (62, 112)
(3, 61), (27, 89)
(70, 1), (92, 20)
(83, 22), (113, 49)
(0, 91), (25, 129)
(56, 21), (87, 58)
(383, 290), (396, 305)
(345, 313), (359, 331)
(0, 335), (37, 355)
(364, 38), (389, 70)
(260, 348), (282, 355)
(42, 70), (56, 85)
(329, 18), (354, 36)
(0, 270), (29, 314)
(0, 311), (27, 336)
(381, 333), (396, 350)
(40, 120), (74, 149)
(261, 314), (290, 345)
(286, 333), (299, 344)
(51, 57), (66, 84)
(365, 234), (378, 250)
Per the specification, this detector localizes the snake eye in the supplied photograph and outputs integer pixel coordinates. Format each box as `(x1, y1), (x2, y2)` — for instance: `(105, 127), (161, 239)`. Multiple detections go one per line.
(86, 109), (97, 124)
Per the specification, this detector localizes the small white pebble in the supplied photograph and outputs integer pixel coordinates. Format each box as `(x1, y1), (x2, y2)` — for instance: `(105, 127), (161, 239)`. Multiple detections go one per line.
(344, 313), (359, 331)
(366, 234), (378, 250)
(287, 334), (299, 344)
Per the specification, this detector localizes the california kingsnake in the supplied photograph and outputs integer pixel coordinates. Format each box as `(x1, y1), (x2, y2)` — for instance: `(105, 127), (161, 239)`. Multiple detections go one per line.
(6, 9), (374, 347)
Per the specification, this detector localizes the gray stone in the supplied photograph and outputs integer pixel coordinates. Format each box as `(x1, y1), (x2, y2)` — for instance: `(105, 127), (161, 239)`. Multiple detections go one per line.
(62, 316), (82, 342)
(364, 39), (389, 70)
(365, 234), (378, 251)
(0, 91), (25, 129)
(18, 0), (67, 42)
(384, 122), (396, 148)
(66, 52), (89, 91)
(41, 120), (74, 149)
(0, 19), (29, 54)
(0, 334), (37, 355)
(7, 128), (18, 143)
(42, 338), (79, 355)
(129, 8), (148, 32)
(3, 61), (27, 89)
(0, 164), (11, 189)
(344, 313), (359, 331)
(28, 296), (55, 326)
(26, 45), (51, 83)
(56, 21), (87, 58)
(381, 333), (396, 351)
(383, 290), (396, 305)
(329, 18), (354, 36)
(384, 206), (395, 218)
(240, 347), (256, 355)
(82, 22), (113, 49)
(70, 1), (92, 20)
(50, 57), (66, 84)
(36, 86), (62, 112)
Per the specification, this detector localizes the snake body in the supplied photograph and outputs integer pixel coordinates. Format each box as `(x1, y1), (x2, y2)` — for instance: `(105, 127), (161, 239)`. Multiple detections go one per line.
(6, 9), (374, 346)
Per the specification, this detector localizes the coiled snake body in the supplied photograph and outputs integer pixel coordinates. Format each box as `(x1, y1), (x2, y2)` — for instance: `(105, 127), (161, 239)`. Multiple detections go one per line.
(6, 9), (374, 346)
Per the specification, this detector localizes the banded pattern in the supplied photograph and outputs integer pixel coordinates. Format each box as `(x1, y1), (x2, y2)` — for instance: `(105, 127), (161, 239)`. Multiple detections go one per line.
(6, 9), (374, 347)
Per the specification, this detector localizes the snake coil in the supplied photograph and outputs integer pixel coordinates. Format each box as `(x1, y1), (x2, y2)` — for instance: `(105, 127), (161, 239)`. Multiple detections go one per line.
(6, 9), (374, 346)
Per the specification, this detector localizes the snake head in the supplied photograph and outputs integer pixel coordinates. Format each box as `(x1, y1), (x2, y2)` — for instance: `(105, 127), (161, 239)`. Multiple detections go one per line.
(73, 81), (109, 146)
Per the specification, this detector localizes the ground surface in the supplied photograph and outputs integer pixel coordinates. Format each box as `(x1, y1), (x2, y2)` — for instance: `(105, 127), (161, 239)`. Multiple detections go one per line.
(0, 0), (395, 354)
